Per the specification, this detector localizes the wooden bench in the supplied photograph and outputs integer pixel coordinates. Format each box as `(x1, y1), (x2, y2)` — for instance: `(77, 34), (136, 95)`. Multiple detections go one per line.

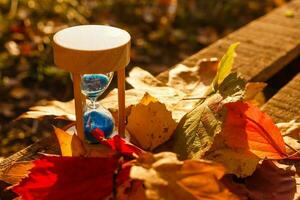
(1, 0), (300, 198)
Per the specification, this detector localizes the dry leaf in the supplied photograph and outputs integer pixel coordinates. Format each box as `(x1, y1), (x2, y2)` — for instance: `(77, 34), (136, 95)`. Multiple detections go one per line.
(205, 148), (259, 178)
(155, 58), (218, 96)
(277, 120), (300, 138)
(130, 152), (238, 200)
(104, 180), (147, 200)
(277, 120), (300, 156)
(53, 126), (86, 157)
(54, 126), (122, 158)
(222, 102), (287, 159)
(126, 67), (165, 88)
(244, 82), (267, 106)
(0, 162), (33, 185)
(223, 160), (297, 200)
(127, 93), (177, 150)
(18, 100), (76, 121)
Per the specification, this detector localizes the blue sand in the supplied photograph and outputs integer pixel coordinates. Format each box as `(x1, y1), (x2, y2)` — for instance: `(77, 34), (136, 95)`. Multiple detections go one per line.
(84, 110), (114, 143)
(82, 74), (109, 99)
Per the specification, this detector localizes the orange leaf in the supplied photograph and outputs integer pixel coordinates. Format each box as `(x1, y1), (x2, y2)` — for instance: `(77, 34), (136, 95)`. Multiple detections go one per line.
(222, 102), (287, 159)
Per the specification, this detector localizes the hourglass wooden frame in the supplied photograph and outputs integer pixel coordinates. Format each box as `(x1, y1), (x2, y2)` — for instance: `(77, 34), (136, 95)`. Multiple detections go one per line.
(53, 25), (130, 141)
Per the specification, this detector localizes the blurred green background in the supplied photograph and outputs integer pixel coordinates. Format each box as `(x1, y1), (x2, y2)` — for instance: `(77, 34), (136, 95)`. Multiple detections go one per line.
(0, 0), (288, 158)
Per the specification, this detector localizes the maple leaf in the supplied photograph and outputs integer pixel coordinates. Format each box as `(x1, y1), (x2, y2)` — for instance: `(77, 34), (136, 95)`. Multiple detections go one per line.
(127, 93), (177, 151)
(130, 152), (238, 200)
(12, 156), (131, 200)
(222, 101), (287, 159)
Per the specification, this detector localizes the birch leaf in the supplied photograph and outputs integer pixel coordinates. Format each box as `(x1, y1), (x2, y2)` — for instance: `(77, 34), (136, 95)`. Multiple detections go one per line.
(127, 93), (177, 151)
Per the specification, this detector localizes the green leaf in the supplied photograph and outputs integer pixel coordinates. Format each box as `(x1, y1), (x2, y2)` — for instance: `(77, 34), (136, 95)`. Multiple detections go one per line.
(172, 73), (245, 159)
(212, 42), (240, 91)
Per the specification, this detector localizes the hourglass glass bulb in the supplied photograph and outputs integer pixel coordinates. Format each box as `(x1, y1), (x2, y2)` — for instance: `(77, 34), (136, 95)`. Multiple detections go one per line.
(80, 72), (115, 142)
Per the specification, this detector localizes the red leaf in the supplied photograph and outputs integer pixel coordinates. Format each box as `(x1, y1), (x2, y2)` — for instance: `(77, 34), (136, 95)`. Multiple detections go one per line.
(12, 156), (130, 200)
(222, 102), (287, 159)
(92, 129), (143, 157)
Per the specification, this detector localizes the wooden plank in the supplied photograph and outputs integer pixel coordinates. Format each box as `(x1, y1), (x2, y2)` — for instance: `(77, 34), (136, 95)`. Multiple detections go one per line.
(0, 136), (58, 171)
(1, 0), (300, 173)
(262, 73), (300, 123)
(171, 0), (300, 82)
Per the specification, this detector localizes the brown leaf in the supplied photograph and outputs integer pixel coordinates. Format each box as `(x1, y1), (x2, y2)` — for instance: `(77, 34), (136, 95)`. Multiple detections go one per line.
(277, 120), (300, 156)
(130, 152), (238, 200)
(0, 161), (33, 184)
(155, 58), (218, 96)
(223, 160), (297, 200)
(18, 100), (76, 121)
(127, 93), (177, 150)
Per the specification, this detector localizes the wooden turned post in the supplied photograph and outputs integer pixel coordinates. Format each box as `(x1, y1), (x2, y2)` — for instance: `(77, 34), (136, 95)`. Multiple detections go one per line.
(72, 73), (85, 140)
(117, 68), (126, 137)
(53, 25), (131, 141)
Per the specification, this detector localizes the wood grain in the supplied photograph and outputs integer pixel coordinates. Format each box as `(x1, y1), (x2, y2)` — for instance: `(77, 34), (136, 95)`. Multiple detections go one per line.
(117, 68), (126, 137)
(1, 0), (300, 175)
(169, 0), (300, 82)
(262, 73), (300, 123)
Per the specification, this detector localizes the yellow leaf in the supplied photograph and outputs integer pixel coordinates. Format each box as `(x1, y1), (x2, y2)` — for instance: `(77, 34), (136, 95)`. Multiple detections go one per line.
(205, 148), (260, 178)
(130, 152), (238, 200)
(127, 93), (177, 150)
(244, 82), (267, 106)
(54, 126), (114, 157)
(54, 126), (86, 157)
(0, 161), (33, 184)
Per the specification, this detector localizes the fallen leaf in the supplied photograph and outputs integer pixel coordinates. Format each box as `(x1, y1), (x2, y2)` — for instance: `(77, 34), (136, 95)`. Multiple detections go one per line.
(211, 43), (239, 91)
(285, 9), (295, 18)
(277, 120), (300, 138)
(18, 100), (76, 121)
(277, 120), (300, 157)
(244, 82), (266, 106)
(172, 73), (246, 159)
(155, 58), (218, 96)
(54, 126), (86, 157)
(0, 162), (33, 185)
(127, 93), (177, 150)
(222, 101), (287, 159)
(130, 152), (238, 200)
(223, 160), (297, 200)
(104, 180), (147, 200)
(54, 126), (141, 158)
(205, 148), (259, 178)
(12, 156), (131, 200)
(126, 67), (165, 88)
(92, 128), (143, 157)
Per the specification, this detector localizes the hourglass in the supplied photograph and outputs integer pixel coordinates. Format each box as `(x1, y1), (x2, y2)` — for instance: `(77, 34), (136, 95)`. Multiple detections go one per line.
(81, 72), (114, 142)
(53, 25), (130, 143)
